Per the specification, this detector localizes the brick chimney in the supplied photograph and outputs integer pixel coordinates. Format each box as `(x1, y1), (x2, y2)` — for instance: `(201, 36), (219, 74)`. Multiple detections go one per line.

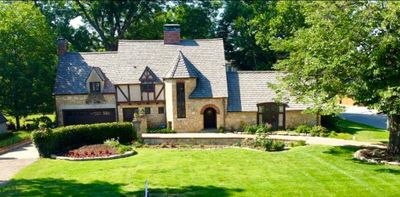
(57, 38), (68, 57)
(164, 24), (180, 44)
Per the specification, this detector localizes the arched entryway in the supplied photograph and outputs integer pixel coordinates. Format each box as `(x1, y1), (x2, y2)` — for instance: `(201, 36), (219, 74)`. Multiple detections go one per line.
(203, 108), (217, 129)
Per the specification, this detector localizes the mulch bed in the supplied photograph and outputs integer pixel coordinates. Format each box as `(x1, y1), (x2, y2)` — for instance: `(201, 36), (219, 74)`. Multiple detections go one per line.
(354, 148), (400, 166)
(64, 144), (117, 158)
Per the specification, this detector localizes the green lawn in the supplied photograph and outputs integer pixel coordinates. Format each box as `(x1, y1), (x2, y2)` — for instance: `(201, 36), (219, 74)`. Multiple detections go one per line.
(332, 119), (389, 143)
(0, 131), (31, 148)
(1, 146), (400, 196)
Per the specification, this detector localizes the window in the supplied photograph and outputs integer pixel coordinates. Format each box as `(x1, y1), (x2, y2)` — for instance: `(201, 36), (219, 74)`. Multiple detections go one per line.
(141, 83), (155, 92)
(89, 82), (101, 93)
(145, 107), (151, 114)
(123, 108), (138, 122)
(257, 103), (285, 131)
(158, 107), (165, 114)
(176, 82), (186, 118)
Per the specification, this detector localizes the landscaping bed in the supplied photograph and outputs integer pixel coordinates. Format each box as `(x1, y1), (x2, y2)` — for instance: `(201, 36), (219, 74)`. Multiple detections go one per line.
(354, 148), (400, 166)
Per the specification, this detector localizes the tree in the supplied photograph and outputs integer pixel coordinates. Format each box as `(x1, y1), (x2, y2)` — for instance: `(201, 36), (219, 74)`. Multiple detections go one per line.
(218, 0), (305, 70)
(0, 1), (57, 129)
(271, 1), (400, 155)
(34, 0), (101, 51)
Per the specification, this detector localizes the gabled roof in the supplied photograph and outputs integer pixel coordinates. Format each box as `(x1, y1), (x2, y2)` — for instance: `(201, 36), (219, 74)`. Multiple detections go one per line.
(54, 52), (116, 94)
(0, 112), (7, 124)
(227, 71), (311, 112)
(139, 67), (161, 83)
(54, 39), (228, 98)
(164, 51), (198, 79)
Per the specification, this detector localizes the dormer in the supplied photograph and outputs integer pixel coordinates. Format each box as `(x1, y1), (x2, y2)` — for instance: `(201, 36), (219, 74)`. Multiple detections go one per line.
(86, 67), (105, 94)
(139, 67), (159, 93)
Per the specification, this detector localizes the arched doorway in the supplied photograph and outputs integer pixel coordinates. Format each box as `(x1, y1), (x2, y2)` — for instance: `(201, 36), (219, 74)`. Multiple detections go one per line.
(203, 108), (217, 129)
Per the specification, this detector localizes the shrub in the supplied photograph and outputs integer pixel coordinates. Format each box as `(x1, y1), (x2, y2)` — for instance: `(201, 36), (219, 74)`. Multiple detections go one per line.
(146, 128), (176, 133)
(218, 126), (225, 133)
(255, 134), (273, 150)
(295, 125), (311, 134)
(309, 125), (330, 137)
(244, 124), (258, 134)
(272, 141), (285, 151)
(289, 140), (306, 147)
(245, 124), (271, 134)
(32, 122), (136, 157)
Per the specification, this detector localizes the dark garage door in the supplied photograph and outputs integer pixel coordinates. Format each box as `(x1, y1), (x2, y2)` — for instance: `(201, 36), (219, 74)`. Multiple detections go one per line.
(63, 109), (116, 126)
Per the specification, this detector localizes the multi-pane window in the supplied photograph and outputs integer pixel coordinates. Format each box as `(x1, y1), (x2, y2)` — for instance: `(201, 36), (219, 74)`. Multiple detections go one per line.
(145, 107), (151, 114)
(158, 107), (165, 114)
(176, 82), (186, 118)
(89, 82), (101, 93)
(123, 108), (139, 122)
(257, 103), (285, 131)
(141, 83), (155, 92)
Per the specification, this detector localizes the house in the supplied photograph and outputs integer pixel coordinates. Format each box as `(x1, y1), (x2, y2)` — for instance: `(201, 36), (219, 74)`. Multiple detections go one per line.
(0, 112), (8, 133)
(54, 24), (318, 132)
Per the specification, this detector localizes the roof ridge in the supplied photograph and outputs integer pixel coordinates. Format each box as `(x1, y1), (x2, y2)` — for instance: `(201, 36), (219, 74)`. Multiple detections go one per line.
(118, 38), (223, 43)
(235, 70), (282, 73)
(77, 51), (118, 55)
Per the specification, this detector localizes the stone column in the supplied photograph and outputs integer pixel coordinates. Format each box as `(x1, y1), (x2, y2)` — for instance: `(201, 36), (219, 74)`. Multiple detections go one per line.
(132, 115), (147, 141)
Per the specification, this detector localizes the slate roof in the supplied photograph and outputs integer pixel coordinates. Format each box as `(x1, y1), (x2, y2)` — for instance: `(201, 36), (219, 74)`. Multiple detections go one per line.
(54, 39), (228, 98)
(0, 112), (7, 124)
(227, 71), (311, 112)
(164, 51), (198, 79)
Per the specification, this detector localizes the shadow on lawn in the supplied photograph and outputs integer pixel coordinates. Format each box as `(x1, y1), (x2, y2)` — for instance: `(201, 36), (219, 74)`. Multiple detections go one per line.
(0, 178), (128, 196)
(0, 178), (243, 197)
(323, 145), (360, 156)
(375, 168), (400, 175)
(131, 185), (244, 197)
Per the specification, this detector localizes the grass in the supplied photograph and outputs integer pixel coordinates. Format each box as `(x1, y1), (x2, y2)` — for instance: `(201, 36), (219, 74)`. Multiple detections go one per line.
(331, 119), (389, 143)
(0, 131), (31, 148)
(2, 146), (400, 196)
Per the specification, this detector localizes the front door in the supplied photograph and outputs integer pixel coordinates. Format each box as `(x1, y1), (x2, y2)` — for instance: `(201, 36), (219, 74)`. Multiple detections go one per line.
(203, 108), (217, 129)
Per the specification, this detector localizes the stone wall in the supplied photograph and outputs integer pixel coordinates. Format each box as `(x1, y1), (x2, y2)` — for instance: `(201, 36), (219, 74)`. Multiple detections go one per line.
(55, 94), (116, 126)
(226, 110), (318, 131)
(117, 103), (166, 128)
(164, 78), (227, 132)
(286, 110), (318, 129)
(225, 112), (257, 131)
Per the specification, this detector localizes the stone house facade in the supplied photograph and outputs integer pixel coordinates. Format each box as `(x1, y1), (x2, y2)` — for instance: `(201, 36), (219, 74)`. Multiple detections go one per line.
(54, 24), (318, 132)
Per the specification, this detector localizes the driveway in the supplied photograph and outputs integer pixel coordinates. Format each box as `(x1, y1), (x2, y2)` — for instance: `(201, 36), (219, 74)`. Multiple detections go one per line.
(0, 143), (39, 186)
(340, 106), (388, 129)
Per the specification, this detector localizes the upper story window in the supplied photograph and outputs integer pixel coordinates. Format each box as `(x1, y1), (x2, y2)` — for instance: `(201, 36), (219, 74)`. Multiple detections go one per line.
(89, 82), (101, 93)
(139, 67), (158, 93)
(176, 82), (186, 118)
(141, 83), (155, 92)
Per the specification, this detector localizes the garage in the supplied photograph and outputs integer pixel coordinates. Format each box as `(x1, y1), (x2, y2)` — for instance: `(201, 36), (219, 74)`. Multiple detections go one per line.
(63, 109), (116, 126)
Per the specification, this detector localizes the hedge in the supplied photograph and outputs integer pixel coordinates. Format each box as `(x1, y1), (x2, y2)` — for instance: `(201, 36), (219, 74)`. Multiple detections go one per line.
(32, 122), (136, 157)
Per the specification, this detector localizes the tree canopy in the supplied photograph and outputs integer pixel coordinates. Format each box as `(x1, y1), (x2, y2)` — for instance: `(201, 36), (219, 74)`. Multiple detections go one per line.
(0, 1), (57, 128)
(271, 1), (400, 155)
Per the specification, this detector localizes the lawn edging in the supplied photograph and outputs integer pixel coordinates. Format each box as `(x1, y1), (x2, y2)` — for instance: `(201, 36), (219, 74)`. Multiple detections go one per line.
(0, 139), (31, 155)
(51, 150), (136, 161)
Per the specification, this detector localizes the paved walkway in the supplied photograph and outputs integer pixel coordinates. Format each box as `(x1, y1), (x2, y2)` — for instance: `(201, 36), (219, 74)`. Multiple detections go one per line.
(340, 106), (388, 129)
(142, 133), (385, 148)
(0, 143), (39, 186)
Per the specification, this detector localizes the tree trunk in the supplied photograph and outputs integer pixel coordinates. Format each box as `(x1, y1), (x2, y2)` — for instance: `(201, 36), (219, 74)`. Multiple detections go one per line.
(387, 114), (400, 156)
(15, 115), (20, 130)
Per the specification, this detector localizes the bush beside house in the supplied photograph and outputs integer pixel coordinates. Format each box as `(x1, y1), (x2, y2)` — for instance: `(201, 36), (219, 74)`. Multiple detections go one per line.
(32, 122), (136, 157)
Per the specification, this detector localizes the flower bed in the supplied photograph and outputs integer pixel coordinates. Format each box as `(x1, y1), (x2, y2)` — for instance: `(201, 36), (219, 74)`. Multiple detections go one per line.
(354, 148), (400, 166)
(64, 144), (117, 158)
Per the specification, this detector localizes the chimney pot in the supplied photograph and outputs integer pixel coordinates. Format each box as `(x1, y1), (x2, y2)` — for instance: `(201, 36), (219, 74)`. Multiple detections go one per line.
(164, 24), (180, 44)
(57, 38), (68, 57)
